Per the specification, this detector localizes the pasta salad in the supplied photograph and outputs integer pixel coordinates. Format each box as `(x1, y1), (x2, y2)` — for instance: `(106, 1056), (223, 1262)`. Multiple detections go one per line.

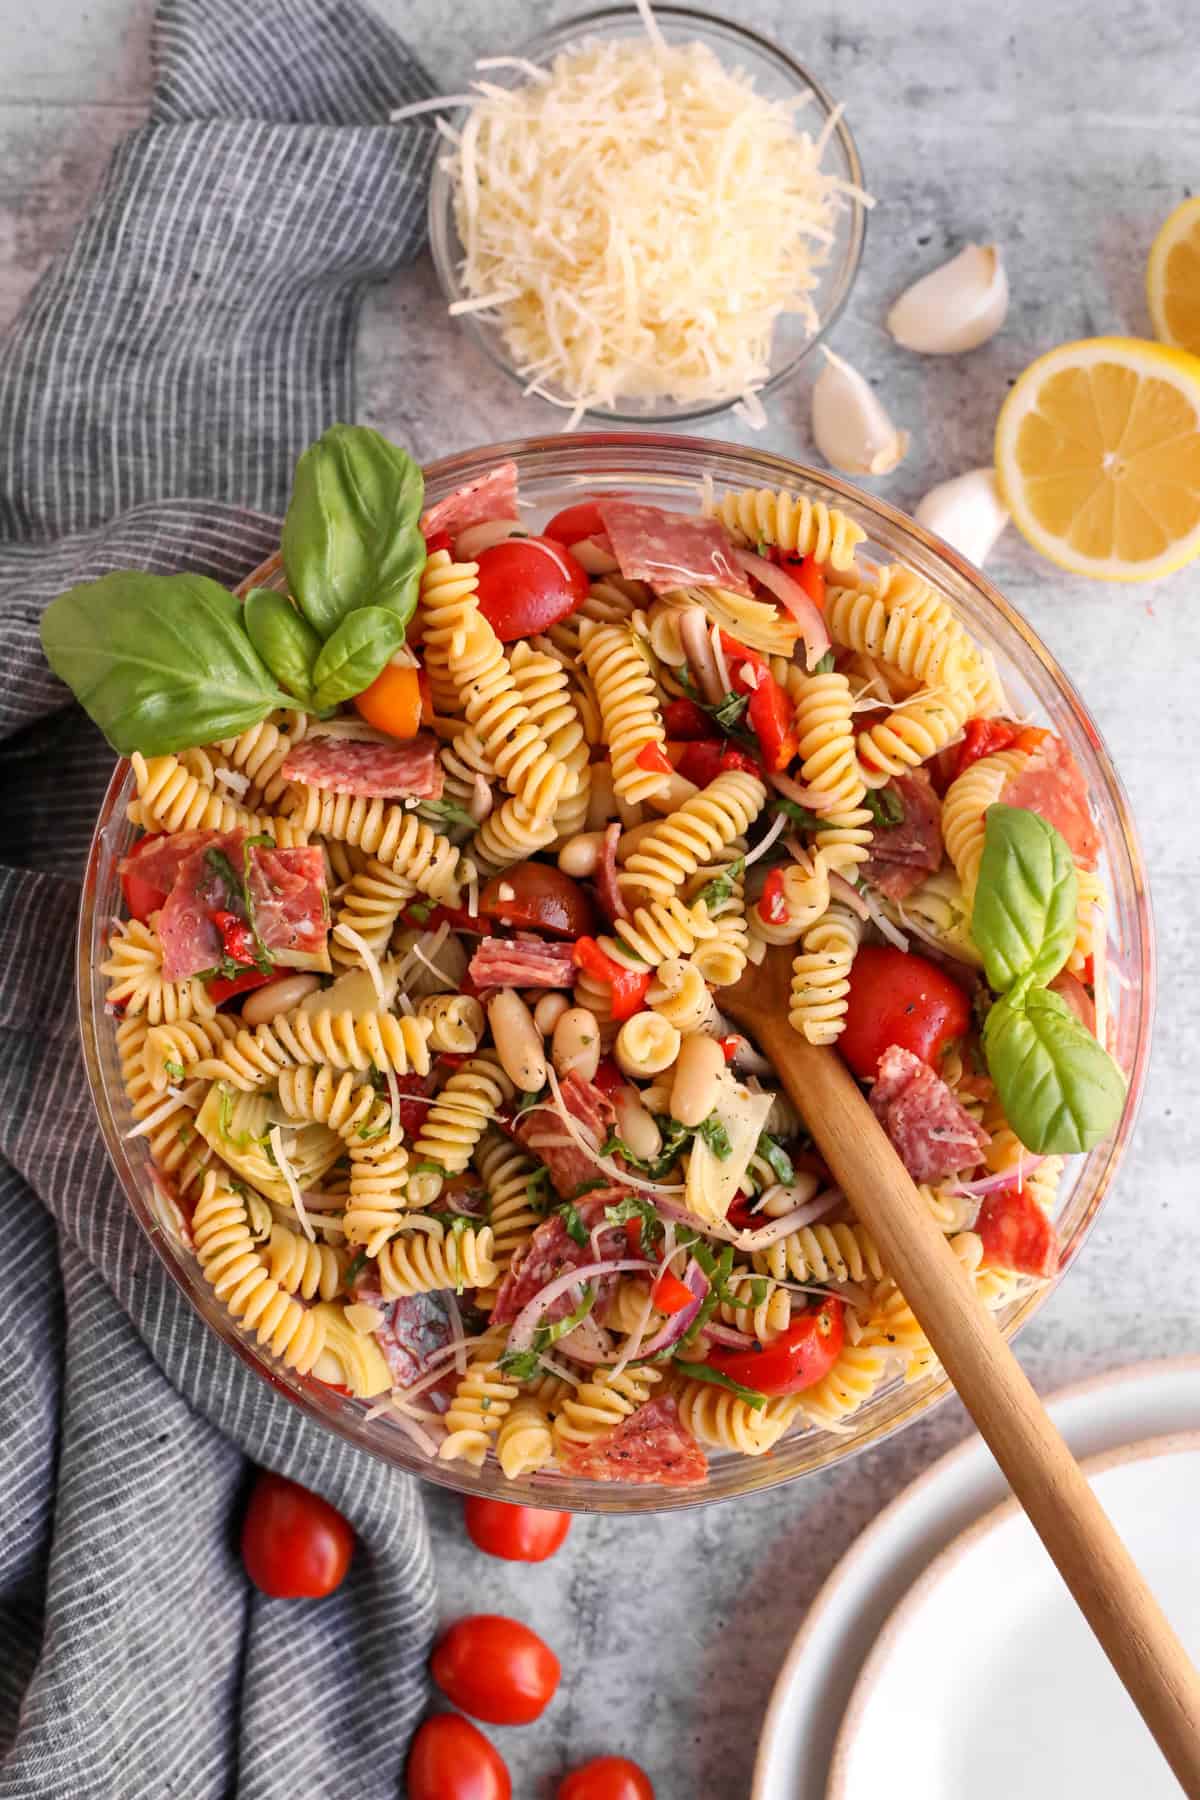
(44, 428), (1126, 1489)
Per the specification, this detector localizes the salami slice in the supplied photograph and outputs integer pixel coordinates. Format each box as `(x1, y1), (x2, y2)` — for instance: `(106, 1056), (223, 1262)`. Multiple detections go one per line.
(1001, 734), (1100, 870)
(157, 833), (248, 981)
(593, 821), (628, 923)
(468, 936), (576, 989)
(281, 732), (443, 799)
(557, 1395), (709, 1487)
(860, 770), (943, 902)
(490, 1199), (614, 1325)
(870, 1044), (990, 1183)
(976, 1182), (1060, 1278)
(120, 827), (222, 895)
(351, 1281), (453, 1387)
(245, 845), (329, 970)
(420, 461), (520, 543)
(597, 499), (752, 598)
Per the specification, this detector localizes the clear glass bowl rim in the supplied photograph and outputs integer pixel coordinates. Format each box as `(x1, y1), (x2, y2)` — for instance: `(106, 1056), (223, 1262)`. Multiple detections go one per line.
(78, 430), (1155, 1514)
(426, 2), (868, 425)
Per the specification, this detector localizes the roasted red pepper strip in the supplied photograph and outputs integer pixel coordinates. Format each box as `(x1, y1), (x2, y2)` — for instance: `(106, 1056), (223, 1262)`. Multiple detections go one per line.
(635, 741), (674, 775)
(651, 1269), (696, 1314)
(209, 909), (259, 967)
(766, 546), (827, 611)
(953, 715), (1053, 778)
(206, 968), (273, 1005)
(758, 867), (790, 925)
(747, 674), (799, 772)
(573, 937), (650, 1022)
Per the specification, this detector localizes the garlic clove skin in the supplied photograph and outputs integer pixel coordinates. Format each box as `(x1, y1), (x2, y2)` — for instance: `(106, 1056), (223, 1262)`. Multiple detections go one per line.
(811, 348), (910, 477)
(887, 244), (1009, 354)
(914, 468), (1010, 566)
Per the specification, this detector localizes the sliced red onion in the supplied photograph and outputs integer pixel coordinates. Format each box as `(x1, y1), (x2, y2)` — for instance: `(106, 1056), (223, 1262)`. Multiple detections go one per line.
(727, 1189), (843, 1248)
(770, 769), (836, 813)
(733, 548), (831, 669)
(454, 516), (521, 558)
(857, 881), (910, 951)
(558, 1311), (618, 1365)
(703, 1320), (756, 1349)
(506, 1257), (658, 1355)
(828, 869), (871, 920)
(444, 1289), (467, 1373)
(949, 1159), (1045, 1198)
(639, 1259), (709, 1357)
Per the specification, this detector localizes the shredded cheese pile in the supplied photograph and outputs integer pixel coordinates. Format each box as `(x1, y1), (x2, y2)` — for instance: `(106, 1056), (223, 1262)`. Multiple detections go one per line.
(430, 33), (866, 422)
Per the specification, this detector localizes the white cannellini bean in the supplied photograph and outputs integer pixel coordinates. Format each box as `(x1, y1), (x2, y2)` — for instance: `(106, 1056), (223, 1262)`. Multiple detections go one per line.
(558, 831), (604, 878)
(551, 1006), (602, 1083)
(614, 1012), (681, 1079)
(533, 991), (571, 1036)
(670, 1033), (727, 1127)
(239, 972), (322, 1026)
(612, 1085), (662, 1162)
(488, 988), (547, 1092)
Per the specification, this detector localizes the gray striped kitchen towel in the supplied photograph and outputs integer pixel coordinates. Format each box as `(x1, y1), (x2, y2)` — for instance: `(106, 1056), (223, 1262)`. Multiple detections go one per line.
(0, 4), (443, 1795)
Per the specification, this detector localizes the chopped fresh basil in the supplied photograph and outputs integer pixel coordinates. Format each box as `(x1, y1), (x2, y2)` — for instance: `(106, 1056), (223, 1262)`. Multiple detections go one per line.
(755, 1131), (795, 1186)
(499, 1283), (595, 1377)
(711, 690), (750, 732)
(865, 785), (906, 829)
(695, 1113), (732, 1159)
(163, 1059), (186, 1081)
(344, 1249), (368, 1287)
(672, 1360), (768, 1410)
(812, 649), (836, 675)
(516, 1087), (546, 1114)
(525, 1166), (553, 1213)
(557, 1201), (589, 1246)
(603, 1194), (660, 1232)
(771, 796), (825, 834)
(203, 846), (243, 908)
(419, 796), (479, 834)
(696, 854), (745, 913)
(406, 900), (432, 926)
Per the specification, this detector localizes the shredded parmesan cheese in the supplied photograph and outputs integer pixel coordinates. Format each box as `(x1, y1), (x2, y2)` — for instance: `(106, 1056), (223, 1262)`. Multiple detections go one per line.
(332, 924), (389, 1008)
(434, 25), (868, 417)
(214, 765), (251, 797)
(269, 1126), (315, 1242)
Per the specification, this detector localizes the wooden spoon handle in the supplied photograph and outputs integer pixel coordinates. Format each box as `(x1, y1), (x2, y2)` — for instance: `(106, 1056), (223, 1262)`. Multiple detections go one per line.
(755, 1019), (1200, 1795)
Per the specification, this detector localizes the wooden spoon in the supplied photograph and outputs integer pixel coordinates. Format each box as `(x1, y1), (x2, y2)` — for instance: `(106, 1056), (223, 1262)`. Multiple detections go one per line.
(722, 944), (1200, 1796)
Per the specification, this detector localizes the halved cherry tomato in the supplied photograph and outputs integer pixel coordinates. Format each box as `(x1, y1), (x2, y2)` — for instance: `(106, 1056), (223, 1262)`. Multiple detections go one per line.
(206, 967), (273, 1006)
(840, 945), (972, 1081)
(706, 1298), (844, 1394)
(407, 1714), (511, 1800)
(431, 1615), (560, 1726)
(673, 740), (762, 786)
(573, 938), (650, 1022)
(724, 1191), (760, 1233)
(390, 1071), (436, 1139)
(650, 1268), (695, 1315)
(634, 741), (674, 776)
(240, 1470), (354, 1598)
(556, 1757), (655, 1800)
(758, 867), (789, 925)
(479, 865), (596, 938)
(354, 660), (424, 737)
(663, 697), (718, 741)
(746, 674), (798, 771)
(592, 1055), (624, 1095)
(464, 1498), (571, 1563)
(474, 537), (588, 641)
(120, 833), (170, 923)
(543, 500), (605, 546)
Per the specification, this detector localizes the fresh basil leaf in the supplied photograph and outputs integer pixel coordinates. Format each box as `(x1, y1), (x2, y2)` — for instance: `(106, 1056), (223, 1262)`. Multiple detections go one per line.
(812, 649), (836, 675)
(243, 588), (322, 705)
(557, 1201), (589, 1245)
(973, 805), (1079, 993)
(695, 1113), (732, 1158)
(755, 1131), (794, 1186)
(983, 986), (1126, 1155)
(525, 1166), (552, 1213)
(865, 785), (905, 829)
(344, 1248), (368, 1287)
(498, 1347), (543, 1380)
(711, 690), (750, 731)
(696, 854), (745, 913)
(282, 424), (425, 637)
(39, 571), (293, 755)
(672, 1360), (768, 1410)
(772, 796), (825, 834)
(419, 796), (480, 834)
(310, 607), (406, 709)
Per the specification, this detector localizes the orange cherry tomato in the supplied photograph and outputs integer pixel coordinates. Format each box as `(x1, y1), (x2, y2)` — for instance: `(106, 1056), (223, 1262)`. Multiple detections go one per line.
(406, 1714), (511, 1800)
(354, 661), (423, 737)
(240, 1471), (354, 1598)
(431, 1615), (560, 1726)
(463, 1498), (571, 1563)
(556, 1756), (655, 1800)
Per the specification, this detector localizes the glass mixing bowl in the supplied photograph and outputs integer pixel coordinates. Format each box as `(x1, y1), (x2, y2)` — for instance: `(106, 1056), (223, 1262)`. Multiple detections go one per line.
(78, 434), (1154, 1513)
(427, 5), (867, 424)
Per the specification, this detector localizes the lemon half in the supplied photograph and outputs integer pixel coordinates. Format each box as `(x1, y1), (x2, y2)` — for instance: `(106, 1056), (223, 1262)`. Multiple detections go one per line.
(994, 335), (1200, 582)
(1147, 195), (1200, 355)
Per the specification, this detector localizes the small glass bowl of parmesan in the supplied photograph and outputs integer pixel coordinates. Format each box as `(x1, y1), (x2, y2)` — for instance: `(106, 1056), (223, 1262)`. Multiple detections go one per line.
(426, 4), (868, 426)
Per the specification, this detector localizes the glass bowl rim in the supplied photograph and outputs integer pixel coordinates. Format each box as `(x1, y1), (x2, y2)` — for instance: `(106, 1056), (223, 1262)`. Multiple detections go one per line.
(426, 2), (869, 425)
(77, 430), (1155, 1513)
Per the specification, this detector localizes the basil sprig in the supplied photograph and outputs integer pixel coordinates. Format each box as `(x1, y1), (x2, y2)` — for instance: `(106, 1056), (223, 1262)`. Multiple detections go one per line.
(972, 805), (1124, 1154)
(283, 424), (426, 637)
(243, 588), (323, 707)
(39, 572), (295, 756)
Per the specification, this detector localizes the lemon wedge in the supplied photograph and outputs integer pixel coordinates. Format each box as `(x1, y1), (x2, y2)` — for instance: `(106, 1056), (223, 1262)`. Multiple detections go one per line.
(1147, 196), (1200, 355)
(994, 335), (1200, 581)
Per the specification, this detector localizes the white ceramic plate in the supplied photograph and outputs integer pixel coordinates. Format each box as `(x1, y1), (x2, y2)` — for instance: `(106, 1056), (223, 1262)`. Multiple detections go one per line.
(752, 1358), (1200, 1800)
(830, 1432), (1200, 1798)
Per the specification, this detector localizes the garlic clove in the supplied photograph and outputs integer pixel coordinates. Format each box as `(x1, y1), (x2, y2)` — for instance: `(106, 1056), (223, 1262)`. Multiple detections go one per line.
(887, 244), (1009, 354)
(811, 348), (910, 477)
(914, 468), (1010, 566)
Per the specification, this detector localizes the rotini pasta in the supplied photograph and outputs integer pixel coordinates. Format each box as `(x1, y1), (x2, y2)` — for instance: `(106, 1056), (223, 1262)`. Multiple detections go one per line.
(618, 769), (766, 903)
(192, 1173), (327, 1373)
(102, 919), (215, 1024)
(376, 1223), (498, 1299)
(709, 484), (866, 570)
(282, 786), (470, 906)
(552, 1366), (662, 1456)
(788, 901), (864, 1044)
(194, 1006), (433, 1089)
(578, 619), (670, 806)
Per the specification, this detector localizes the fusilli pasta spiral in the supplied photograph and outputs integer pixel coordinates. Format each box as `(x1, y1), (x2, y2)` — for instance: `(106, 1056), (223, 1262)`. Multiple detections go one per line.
(578, 619), (670, 806)
(192, 1173), (327, 1373)
(709, 484), (866, 570)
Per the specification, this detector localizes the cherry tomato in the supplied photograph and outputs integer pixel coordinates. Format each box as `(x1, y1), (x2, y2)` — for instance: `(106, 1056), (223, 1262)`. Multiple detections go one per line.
(650, 1269), (695, 1315)
(474, 537), (588, 641)
(207, 967), (273, 1006)
(673, 740), (723, 787)
(120, 834), (170, 922)
(406, 1714), (511, 1800)
(840, 945), (972, 1081)
(724, 1191), (760, 1232)
(354, 661), (424, 737)
(592, 1055), (624, 1095)
(431, 1615), (560, 1726)
(240, 1470), (354, 1598)
(662, 697), (718, 741)
(543, 500), (605, 546)
(706, 1298), (844, 1395)
(556, 1757), (655, 1800)
(464, 1498), (571, 1563)
(479, 865), (596, 938)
